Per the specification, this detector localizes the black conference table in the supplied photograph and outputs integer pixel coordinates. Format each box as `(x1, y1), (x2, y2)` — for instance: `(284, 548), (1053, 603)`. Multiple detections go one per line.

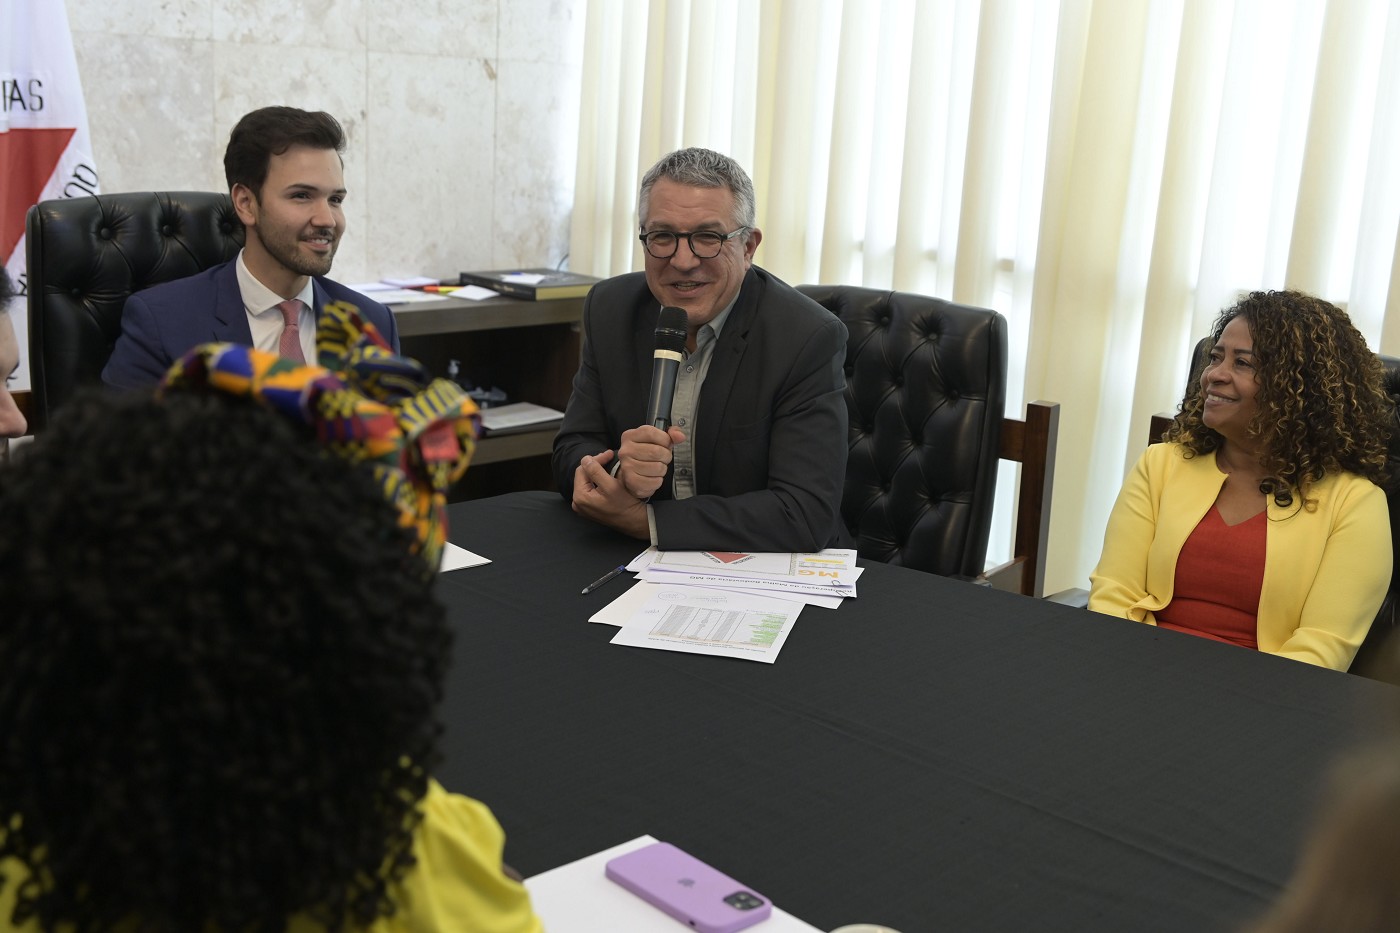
(433, 491), (1398, 933)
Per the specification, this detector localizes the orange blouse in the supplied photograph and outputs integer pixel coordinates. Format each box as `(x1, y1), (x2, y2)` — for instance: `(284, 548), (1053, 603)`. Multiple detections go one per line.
(1154, 505), (1266, 650)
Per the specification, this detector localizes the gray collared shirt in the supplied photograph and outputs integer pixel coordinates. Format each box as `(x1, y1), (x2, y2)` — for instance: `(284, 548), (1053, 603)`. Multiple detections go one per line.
(643, 296), (739, 544)
(668, 299), (736, 499)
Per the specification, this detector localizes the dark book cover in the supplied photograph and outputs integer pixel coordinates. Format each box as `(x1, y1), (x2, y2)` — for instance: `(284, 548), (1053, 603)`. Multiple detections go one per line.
(458, 268), (601, 300)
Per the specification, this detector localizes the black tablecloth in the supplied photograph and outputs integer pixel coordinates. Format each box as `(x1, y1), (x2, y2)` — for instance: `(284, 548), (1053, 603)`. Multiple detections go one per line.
(434, 492), (1398, 932)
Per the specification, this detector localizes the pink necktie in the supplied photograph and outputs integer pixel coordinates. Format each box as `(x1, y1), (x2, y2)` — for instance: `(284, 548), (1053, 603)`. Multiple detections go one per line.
(277, 299), (306, 363)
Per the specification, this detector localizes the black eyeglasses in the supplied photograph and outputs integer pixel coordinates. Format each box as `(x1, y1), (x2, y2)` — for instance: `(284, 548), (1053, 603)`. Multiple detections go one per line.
(638, 228), (749, 259)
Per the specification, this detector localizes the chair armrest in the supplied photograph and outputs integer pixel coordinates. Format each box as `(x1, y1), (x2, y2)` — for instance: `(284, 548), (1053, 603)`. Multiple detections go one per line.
(1044, 587), (1089, 608)
(980, 557), (1026, 593)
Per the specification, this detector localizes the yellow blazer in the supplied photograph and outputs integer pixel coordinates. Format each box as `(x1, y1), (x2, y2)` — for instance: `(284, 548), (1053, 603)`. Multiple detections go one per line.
(1089, 442), (1391, 671)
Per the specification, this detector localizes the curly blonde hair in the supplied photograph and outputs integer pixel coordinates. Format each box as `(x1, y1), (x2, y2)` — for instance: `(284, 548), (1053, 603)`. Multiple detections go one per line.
(1165, 290), (1393, 508)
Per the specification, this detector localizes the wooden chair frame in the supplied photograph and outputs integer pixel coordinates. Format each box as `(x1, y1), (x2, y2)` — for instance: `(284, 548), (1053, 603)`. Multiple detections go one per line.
(981, 400), (1061, 598)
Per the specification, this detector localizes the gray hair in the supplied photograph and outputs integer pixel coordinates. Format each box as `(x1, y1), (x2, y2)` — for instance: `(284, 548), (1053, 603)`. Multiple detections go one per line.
(638, 148), (757, 232)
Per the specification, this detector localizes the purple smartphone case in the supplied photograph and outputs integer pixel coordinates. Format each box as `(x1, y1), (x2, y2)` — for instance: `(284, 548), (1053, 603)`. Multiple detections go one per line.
(605, 841), (772, 933)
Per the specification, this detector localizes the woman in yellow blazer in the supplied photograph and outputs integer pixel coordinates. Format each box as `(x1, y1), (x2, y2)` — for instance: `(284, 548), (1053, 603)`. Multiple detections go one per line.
(1090, 291), (1393, 671)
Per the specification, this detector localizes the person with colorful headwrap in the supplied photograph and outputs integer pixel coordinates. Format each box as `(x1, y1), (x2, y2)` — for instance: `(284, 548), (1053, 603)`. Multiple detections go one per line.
(0, 306), (541, 932)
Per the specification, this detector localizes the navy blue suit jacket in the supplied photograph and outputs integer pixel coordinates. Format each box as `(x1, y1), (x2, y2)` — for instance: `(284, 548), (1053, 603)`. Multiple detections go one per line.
(102, 260), (399, 389)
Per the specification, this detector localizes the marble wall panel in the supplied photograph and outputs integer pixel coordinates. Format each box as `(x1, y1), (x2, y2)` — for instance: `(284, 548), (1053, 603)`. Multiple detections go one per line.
(67, 0), (214, 40)
(71, 33), (220, 193)
(499, 0), (585, 65)
(364, 51), (496, 279)
(63, 0), (584, 288)
(367, 0), (496, 59)
(213, 0), (368, 52)
(494, 59), (581, 268)
(498, 0), (585, 64)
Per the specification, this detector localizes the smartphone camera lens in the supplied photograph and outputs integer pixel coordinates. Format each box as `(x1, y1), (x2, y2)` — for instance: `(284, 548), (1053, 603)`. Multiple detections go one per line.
(724, 891), (766, 911)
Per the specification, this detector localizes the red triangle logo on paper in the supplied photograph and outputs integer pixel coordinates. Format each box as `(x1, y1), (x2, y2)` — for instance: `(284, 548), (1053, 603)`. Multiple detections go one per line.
(705, 551), (753, 564)
(0, 126), (77, 261)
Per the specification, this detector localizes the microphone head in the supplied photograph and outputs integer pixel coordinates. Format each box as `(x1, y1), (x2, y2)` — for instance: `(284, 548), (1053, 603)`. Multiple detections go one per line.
(654, 306), (689, 354)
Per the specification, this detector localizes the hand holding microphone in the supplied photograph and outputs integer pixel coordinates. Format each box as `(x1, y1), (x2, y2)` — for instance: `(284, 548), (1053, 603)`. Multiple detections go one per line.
(619, 307), (689, 499)
(645, 306), (688, 428)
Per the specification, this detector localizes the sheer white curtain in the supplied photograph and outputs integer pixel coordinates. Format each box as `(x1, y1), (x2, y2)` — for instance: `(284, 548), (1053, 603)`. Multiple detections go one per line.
(570, 0), (1400, 593)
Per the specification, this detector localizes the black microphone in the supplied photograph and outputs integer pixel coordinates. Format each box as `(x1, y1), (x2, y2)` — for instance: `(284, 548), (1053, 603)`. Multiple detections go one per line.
(645, 306), (689, 429)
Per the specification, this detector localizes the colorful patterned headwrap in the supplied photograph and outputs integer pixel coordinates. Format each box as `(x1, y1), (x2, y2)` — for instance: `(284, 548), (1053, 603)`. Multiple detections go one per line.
(159, 300), (480, 574)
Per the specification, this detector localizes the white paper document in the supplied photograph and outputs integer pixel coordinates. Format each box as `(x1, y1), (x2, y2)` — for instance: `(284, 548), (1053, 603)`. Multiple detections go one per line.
(641, 549), (860, 601)
(694, 583), (846, 609)
(592, 580), (842, 621)
(453, 284), (500, 300)
(625, 547), (660, 572)
(589, 581), (661, 625)
(639, 569), (861, 600)
(525, 835), (821, 932)
(609, 587), (802, 662)
(346, 284), (451, 304)
(650, 548), (859, 585)
(621, 547), (854, 605)
(381, 275), (438, 288)
(377, 288), (452, 305)
(654, 548), (856, 575)
(439, 542), (489, 573)
(479, 401), (565, 434)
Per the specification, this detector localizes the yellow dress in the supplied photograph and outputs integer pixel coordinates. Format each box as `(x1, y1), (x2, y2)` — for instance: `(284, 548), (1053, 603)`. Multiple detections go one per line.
(0, 780), (542, 933)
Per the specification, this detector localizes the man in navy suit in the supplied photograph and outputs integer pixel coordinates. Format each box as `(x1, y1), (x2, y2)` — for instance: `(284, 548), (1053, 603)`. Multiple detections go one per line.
(103, 107), (397, 389)
(552, 148), (848, 552)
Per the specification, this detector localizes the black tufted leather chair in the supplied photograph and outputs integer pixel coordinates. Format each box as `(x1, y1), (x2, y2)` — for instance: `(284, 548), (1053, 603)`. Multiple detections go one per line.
(25, 191), (244, 432)
(1149, 339), (1400, 681)
(1358, 357), (1400, 679)
(798, 285), (1060, 597)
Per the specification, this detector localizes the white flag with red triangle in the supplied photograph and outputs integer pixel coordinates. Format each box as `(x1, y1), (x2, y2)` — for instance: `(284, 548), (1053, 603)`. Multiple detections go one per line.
(1, 0), (100, 392)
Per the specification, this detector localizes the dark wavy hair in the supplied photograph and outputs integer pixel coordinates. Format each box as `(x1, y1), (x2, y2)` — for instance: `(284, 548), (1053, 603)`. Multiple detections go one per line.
(0, 389), (450, 932)
(1165, 290), (1393, 508)
(224, 106), (346, 195)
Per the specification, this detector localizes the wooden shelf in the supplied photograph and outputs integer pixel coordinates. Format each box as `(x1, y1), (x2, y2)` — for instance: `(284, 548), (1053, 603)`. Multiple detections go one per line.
(391, 293), (583, 500)
(389, 294), (584, 337)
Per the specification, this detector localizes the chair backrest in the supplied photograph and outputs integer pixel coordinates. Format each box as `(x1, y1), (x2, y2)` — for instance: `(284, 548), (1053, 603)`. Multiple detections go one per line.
(798, 285), (1059, 597)
(1150, 337), (1400, 679)
(1363, 359), (1400, 678)
(25, 191), (244, 432)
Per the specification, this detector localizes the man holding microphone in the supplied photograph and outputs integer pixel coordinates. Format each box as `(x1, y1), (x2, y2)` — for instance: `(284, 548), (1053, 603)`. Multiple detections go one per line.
(553, 148), (848, 552)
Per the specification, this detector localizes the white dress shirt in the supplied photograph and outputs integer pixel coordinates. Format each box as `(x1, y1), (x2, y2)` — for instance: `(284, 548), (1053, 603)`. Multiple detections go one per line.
(235, 250), (316, 363)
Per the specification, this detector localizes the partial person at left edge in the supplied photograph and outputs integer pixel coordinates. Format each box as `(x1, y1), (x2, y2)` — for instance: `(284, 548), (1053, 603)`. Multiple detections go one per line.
(0, 269), (28, 451)
(102, 105), (398, 389)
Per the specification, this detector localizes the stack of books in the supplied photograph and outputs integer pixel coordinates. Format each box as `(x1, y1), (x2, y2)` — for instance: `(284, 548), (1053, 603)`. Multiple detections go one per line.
(458, 268), (601, 300)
